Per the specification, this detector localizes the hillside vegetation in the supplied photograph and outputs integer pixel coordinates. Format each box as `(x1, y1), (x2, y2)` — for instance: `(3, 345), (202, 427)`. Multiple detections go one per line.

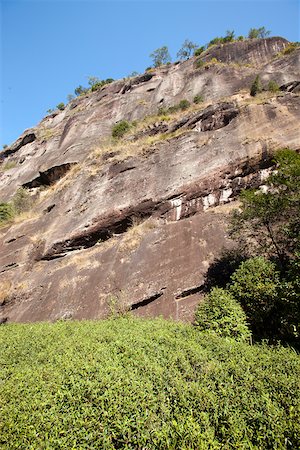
(1, 317), (299, 449)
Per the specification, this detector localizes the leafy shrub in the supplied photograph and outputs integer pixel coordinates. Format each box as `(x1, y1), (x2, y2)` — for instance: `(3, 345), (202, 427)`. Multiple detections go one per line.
(195, 287), (251, 341)
(268, 80), (279, 92)
(0, 203), (14, 224)
(56, 102), (65, 111)
(1, 317), (299, 449)
(250, 75), (263, 96)
(194, 46), (205, 56)
(112, 120), (131, 139)
(168, 99), (191, 113)
(229, 257), (281, 337)
(178, 99), (190, 110)
(194, 94), (204, 104)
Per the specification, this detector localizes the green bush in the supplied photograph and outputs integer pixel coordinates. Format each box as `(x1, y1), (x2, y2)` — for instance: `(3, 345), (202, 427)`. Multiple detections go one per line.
(229, 257), (281, 337)
(250, 75), (263, 96)
(168, 99), (191, 113)
(1, 317), (299, 449)
(194, 94), (204, 104)
(112, 120), (131, 139)
(0, 202), (14, 224)
(194, 46), (205, 56)
(56, 102), (65, 111)
(178, 99), (190, 110)
(195, 287), (251, 341)
(268, 80), (280, 92)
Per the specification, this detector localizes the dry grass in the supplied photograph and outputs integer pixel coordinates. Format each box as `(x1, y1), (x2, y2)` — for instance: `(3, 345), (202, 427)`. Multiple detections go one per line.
(0, 280), (12, 305)
(38, 127), (59, 142)
(118, 217), (157, 253)
(241, 91), (285, 106)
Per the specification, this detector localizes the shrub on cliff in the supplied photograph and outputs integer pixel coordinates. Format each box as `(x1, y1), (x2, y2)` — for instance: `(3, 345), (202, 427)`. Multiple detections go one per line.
(195, 287), (251, 341)
(56, 102), (65, 111)
(112, 120), (131, 139)
(268, 80), (280, 92)
(248, 27), (270, 39)
(250, 75), (263, 96)
(0, 203), (14, 224)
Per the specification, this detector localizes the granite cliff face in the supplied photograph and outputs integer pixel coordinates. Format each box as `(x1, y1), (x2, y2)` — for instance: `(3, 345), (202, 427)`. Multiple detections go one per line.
(1, 37), (299, 323)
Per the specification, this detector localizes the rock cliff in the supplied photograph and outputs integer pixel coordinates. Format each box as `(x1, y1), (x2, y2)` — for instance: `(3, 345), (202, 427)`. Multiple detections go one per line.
(1, 37), (299, 322)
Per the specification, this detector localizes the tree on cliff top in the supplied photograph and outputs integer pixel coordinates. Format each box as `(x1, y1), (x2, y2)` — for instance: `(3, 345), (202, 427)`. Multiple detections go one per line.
(248, 27), (271, 39)
(150, 46), (171, 67)
(177, 39), (198, 60)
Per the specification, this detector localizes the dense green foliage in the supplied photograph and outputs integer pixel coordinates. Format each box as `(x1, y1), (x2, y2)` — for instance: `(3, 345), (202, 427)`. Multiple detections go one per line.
(1, 317), (299, 449)
(228, 149), (300, 346)
(228, 256), (300, 344)
(194, 288), (251, 341)
(229, 258), (281, 337)
(112, 120), (131, 139)
(230, 149), (300, 263)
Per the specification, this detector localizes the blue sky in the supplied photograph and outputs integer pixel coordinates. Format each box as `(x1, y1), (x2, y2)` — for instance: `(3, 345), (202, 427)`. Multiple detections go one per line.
(1, 0), (299, 147)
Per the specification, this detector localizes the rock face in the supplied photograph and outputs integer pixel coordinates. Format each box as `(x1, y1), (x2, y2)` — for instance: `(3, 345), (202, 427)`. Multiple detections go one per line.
(0, 38), (299, 323)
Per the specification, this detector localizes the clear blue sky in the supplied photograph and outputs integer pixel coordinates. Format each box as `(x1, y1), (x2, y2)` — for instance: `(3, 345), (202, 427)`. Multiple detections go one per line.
(1, 0), (299, 147)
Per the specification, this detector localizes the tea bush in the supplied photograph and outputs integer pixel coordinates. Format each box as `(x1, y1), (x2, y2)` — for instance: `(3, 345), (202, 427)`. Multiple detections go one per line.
(195, 287), (251, 341)
(0, 317), (299, 449)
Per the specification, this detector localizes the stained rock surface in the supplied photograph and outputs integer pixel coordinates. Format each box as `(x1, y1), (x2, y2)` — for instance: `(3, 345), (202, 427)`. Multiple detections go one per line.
(0, 38), (299, 323)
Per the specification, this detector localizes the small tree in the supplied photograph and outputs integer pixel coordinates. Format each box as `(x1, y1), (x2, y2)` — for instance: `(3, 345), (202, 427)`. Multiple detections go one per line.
(67, 94), (75, 102)
(248, 27), (271, 39)
(230, 149), (300, 266)
(177, 39), (198, 60)
(250, 75), (263, 96)
(74, 85), (89, 96)
(223, 30), (235, 43)
(150, 46), (171, 67)
(195, 287), (251, 341)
